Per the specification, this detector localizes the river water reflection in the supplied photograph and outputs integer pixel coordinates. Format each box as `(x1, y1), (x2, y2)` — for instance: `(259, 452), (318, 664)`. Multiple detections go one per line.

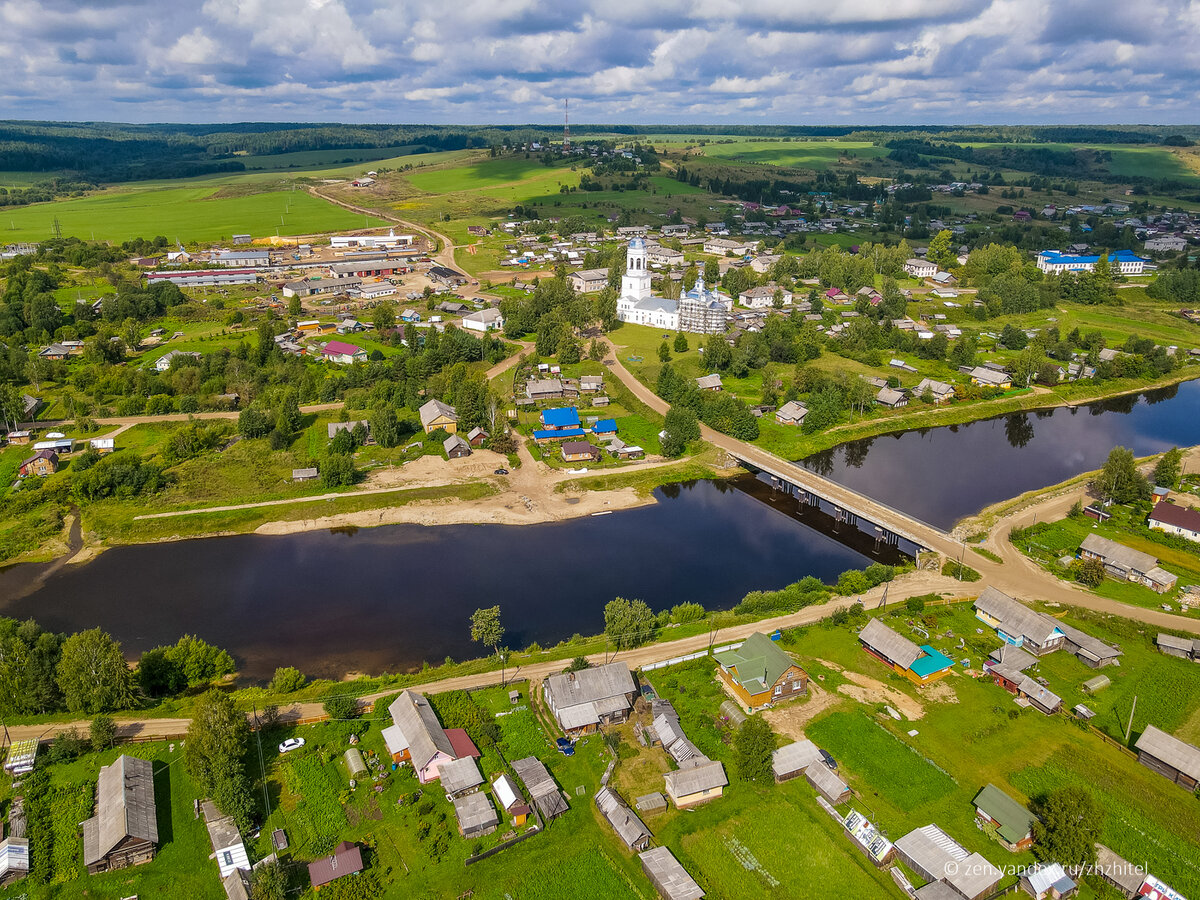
(799, 380), (1200, 530)
(0, 479), (881, 681)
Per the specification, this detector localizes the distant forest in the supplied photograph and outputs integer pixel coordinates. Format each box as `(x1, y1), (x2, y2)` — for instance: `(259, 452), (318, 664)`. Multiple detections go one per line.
(0, 120), (1196, 185)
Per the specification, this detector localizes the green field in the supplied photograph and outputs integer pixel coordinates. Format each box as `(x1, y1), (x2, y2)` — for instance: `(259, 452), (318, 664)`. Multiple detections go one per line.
(959, 142), (1200, 183)
(0, 185), (388, 243)
(698, 140), (890, 169)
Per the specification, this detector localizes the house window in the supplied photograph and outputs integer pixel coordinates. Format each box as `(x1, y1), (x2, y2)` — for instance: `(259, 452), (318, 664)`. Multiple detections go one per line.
(773, 685), (782, 695)
(222, 851), (233, 867)
(792, 681), (803, 690)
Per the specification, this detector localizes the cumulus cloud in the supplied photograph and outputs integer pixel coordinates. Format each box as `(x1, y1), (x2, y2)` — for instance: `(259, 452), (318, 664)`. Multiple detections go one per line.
(0, 0), (1196, 122)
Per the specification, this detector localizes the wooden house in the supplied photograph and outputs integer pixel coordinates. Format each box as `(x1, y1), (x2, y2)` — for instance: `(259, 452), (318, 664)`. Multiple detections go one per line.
(544, 662), (636, 736)
(775, 400), (808, 426)
(385, 690), (456, 783)
(772, 740), (822, 783)
(1078, 533), (1177, 593)
(419, 398), (458, 434)
(713, 632), (808, 710)
(443, 434), (471, 459)
(664, 758), (727, 808)
(695, 374), (723, 392)
(18, 450), (58, 477)
(438, 756), (484, 798)
(972, 784), (1035, 851)
(894, 825), (1002, 900)
(857, 618), (955, 684)
(82, 755), (159, 874)
(202, 801), (249, 880)
(1148, 502), (1200, 544)
(988, 665), (1062, 715)
(1134, 724), (1200, 790)
(466, 427), (489, 448)
(1094, 844), (1145, 899)
(561, 440), (601, 463)
(1156, 633), (1200, 661)
(973, 587), (1066, 656)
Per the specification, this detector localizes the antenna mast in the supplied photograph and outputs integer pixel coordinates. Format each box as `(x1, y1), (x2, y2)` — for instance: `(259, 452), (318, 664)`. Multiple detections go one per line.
(564, 99), (570, 150)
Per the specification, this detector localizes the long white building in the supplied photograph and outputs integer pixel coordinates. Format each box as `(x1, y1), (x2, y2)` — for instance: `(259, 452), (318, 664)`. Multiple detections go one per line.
(1036, 249), (1148, 275)
(615, 240), (729, 334)
(330, 229), (415, 250)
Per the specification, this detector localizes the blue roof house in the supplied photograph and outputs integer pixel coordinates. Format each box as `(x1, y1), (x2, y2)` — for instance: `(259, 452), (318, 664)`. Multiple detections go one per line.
(540, 407), (581, 429)
(591, 419), (617, 436)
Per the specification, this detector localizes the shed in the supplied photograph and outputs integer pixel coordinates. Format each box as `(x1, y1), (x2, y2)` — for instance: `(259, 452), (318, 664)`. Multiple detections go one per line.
(894, 824), (968, 884)
(915, 882), (962, 900)
(595, 787), (651, 850)
(1019, 861), (1077, 899)
(636, 792), (667, 813)
(639, 846), (705, 900)
(444, 434), (472, 459)
(344, 748), (367, 779)
(806, 762), (850, 804)
(492, 774), (522, 812)
(452, 792), (498, 838)
(0, 838), (29, 887)
(438, 756), (484, 797)
(772, 740), (822, 782)
(511, 756), (569, 819)
(972, 783), (1035, 851)
(81, 754), (159, 874)
(1094, 844), (1145, 899)
(202, 800), (249, 879)
(1134, 724), (1200, 789)
(307, 841), (363, 888)
(292, 467), (318, 482)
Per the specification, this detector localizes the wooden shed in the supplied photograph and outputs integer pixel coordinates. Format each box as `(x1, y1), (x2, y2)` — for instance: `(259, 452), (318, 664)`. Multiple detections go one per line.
(1134, 724), (1200, 790)
(81, 755), (159, 874)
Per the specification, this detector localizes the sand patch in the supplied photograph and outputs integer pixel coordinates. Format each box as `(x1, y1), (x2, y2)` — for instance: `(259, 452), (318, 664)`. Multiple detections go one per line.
(917, 679), (960, 705)
(814, 658), (845, 672)
(761, 682), (843, 741)
(836, 671), (925, 720)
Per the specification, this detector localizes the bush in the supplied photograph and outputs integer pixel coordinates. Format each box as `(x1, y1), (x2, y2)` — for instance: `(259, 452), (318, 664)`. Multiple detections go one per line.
(906, 595), (926, 614)
(941, 560), (982, 582)
(270, 666), (307, 694)
(670, 601), (706, 624)
(320, 453), (356, 487)
(323, 695), (360, 721)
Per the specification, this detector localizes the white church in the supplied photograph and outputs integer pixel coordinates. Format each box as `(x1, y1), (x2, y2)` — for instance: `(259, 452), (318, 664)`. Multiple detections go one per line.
(615, 239), (729, 334)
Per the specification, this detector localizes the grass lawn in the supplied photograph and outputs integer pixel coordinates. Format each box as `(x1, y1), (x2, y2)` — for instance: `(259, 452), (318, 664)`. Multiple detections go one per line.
(0, 185), (389, 244)
(698, 140), (890, 170)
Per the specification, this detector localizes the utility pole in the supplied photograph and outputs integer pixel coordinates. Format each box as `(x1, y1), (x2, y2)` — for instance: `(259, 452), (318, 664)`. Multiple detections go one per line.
(252, 706), (272, 822)
(1125, 694), (1138, 743)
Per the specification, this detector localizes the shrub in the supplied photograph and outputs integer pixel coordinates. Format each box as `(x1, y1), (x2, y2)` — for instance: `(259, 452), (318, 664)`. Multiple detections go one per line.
(906, 595), (926, 614)
(323, 695), (360, 721)
(270, 666), (307, 694)
(670, 601), (706, 624)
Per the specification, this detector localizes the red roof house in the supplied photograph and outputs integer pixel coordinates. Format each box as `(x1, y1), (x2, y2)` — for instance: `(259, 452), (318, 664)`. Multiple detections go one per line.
(307, 841), (363, 889)
(445, 729), (481, 759)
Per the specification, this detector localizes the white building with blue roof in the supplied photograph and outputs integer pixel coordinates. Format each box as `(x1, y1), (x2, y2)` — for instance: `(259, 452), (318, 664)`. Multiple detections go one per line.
(1036, 249), (1148, 275)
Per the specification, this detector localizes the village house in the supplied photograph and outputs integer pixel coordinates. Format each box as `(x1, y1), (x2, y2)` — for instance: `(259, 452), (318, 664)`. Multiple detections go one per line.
(82, 755), (159, 874)
(702, 237), (755, 256)
(973, 587), (1066, 656)
(914, 378), (955, 403)
(972, 784), (1035, 851)
(580, 375), (604, 393)
(639, 847), (705, 900)
(18, 449), (57, 477)
(713, 632), (808, 710)
(419, 398), (458, 434)
(595, 787), (651, 851)
(384, 690), (457, 783)
(327, 421), (373, 443)
(155, 349), (201, 372)
(695, 373), (723, 392)
(1078, 533), (1177, 593)
(1148, 502), (1200, 544)
(875, 386), (908, 409)
(645, 244), (684, 267)
(462, 308), (505, 332)
(307, 841), (364, 890)
(1134, 724), (1200, 790)
(857, 618), (956, 684)
(561, 440), (601, 463)
(567, 268), (610, 293)
(968, 366), (1013, 389)
(664, 758), (728, 808)
(202, 801), (250, 898)
(903, 258), (938, 278)
(525, 377), (566, 401)
(438, 756), (485, 798)
(491, 774), (530, 826)
(319, 341), (368, 365)
(466, 427), (489, 448)
(987, 664), (1063, 714)
(738, 284), (793, 309)
(775, 400), (808, 426)
(511, 756), (569, 820)
(444, 434), (471, 459)
(544, 662), (637, 736)
(1020, 862), (1078, 900)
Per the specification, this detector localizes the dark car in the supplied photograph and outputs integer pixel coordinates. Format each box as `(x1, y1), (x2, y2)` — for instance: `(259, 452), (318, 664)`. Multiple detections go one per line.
(819, 748), (838, 771)
(556, 737), (575, 757)
(494, 468), (509, 475)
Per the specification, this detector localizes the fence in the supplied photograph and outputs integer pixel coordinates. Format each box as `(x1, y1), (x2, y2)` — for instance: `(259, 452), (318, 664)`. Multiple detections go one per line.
(639, 640), (745, 673)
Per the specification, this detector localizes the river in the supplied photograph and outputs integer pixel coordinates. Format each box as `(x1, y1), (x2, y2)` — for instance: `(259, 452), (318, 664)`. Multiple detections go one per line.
(799, 380), (1200, 530)
(0, 478), (892, 681)
(4, 380), (1197, 680)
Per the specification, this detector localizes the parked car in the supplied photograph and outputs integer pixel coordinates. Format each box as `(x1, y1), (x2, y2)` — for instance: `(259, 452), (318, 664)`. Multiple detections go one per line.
(819, 748), (837, 771)
(555, 737), (575, 757)
(494, 468), (509, 475)
(279, 738), (306, 754)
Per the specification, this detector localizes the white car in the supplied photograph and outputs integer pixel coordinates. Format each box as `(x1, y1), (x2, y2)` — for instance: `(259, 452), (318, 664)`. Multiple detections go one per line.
(278, 738), (306, 754)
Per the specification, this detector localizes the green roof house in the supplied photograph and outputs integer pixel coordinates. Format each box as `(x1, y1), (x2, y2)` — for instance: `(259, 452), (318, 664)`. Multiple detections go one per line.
(973, 784), (1035, 851)
(714, 632), (808, 711)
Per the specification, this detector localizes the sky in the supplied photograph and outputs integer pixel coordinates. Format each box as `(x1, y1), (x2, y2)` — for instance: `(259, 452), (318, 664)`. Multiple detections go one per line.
(1, 0), (1198, 125)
